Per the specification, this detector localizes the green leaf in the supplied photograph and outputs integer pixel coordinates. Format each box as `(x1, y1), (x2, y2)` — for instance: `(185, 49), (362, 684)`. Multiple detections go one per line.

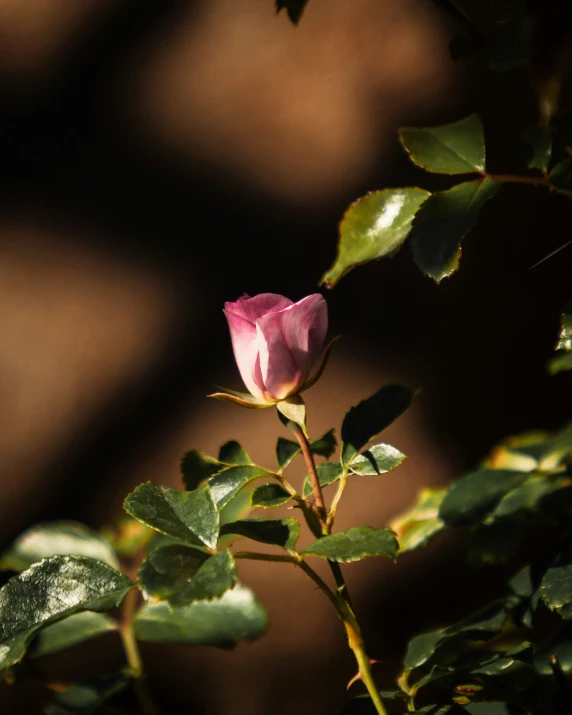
(349, 443), (406, 475)
(549, 158), (572, 189)
(541, 543), (572, 620)
(302, 462), (343, 498)
(138, 547), (236, 608)
(30, 612), (116, 659)
(468, 521), (524, 566)
(134, 583), (268, 648)
(310, 428), (337, 459)
(218, 441), (252, 465)
(302, 526), (398, 563)
(399, 115), (485, 174)
(439, 469), (528, 527)
(251, 484), (292, 508)
(0, 521), (118, 572)
(275, 429), (337, 471)
(548, 351), (572, 375)
(207, 464), (273, 510)
(123, 482), (217, 550)
(219, 488), (253, 528)
(522, 123), (552, 172)
(390, 488), (446, 553)
(411, 178), (500, 283)
(276, 437), (299, 470)
(0, 555), (133, 674)
(45, 672), (129, 715)
(181, 450), (223, 491)
(220, 518), (300, 550)
(321, 188), (430, 287)
(341, 384), (414, 467)
(403, 600), (510, 673)
(164, 486), (219, 550)
(492, 474), (572, 519)
(413, 707), (468, 715)
(465, 705), (511, 715)
(555, 300), (572, 351)
(275, 0), (308, 24)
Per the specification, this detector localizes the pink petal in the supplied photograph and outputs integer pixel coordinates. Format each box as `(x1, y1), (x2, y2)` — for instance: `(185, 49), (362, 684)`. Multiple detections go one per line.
(255, 314), (301, 401)
(279, 294), (328, 378)
(223, 310), (267, 401)
(224, 293), (293, 324)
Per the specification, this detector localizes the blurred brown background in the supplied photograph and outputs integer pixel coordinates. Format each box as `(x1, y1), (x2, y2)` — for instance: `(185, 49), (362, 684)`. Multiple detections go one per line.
(0, 0), (570, 713)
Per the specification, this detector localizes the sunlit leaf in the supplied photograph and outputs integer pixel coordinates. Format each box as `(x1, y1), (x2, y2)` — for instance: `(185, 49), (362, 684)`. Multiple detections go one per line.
(400, 115), (485, 174)
(349, 443), (406, 475)
(0, 556), (133, 674)
(391, 488), (446, 553)
(302, 526), (398, 563)
(321, 188), (430, 287)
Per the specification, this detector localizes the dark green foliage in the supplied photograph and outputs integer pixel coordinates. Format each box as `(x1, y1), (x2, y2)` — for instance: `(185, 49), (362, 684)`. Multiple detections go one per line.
(134, 583), (268, 648)
(341, 385), (414, 466)
(220, 518), (300, 550)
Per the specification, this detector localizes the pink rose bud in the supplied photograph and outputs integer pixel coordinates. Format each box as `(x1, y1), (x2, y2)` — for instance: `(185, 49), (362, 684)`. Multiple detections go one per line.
(224, 293), (328, 403)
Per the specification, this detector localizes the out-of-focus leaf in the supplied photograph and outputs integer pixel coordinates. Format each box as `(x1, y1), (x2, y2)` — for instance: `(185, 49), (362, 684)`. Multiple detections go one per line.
(45, 672), (129, 715)
(218, 441), (252, 465)
(302, 462), (343, 498)
(0, 521), (118, 572)
(349, 443), (406, 475)
(549, 158), (572, 189)
(548, 352), (572, 375)
(468, 521), (524, 566)
(403, 600), (510, 673)
(0, 556), (133, 675)
(208, 465), (274, 509)
(411, 178), (499, 283)
(541, 542), (572, 620)
(341, 385), (414, 467)
(548, 300), (572, 375)
(492, 474), (572, 519)
(275, 0), (308, 24)
(251, 484), (292, 508)
(522, 123), (552, 172)
(439, 469), (527, 527)
(399, 115), (485, 174)
(30, 612), (116, 659)
(134, 583), (268, 648)
(220, 518), (300, 550)
(391, 488), (446, 553)
(181, 450), (223, 491)
(138, 547), (236, 608)
(321, 188), (430, 287)
(302, 526), (398, 563)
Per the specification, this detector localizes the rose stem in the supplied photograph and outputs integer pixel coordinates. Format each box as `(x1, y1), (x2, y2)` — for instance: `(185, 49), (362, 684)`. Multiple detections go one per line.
(288, 424), (387, 715)
(119, 555), (162, 715)
(234, 552), (388, 715)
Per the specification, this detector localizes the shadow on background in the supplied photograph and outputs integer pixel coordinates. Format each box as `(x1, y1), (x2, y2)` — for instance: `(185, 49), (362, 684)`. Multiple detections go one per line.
(0, 0), (570, 713)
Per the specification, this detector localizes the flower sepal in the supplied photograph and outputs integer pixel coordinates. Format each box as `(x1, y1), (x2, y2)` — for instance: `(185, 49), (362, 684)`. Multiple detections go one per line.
(276, 395), (307, 434)
(208, 387), (272, 409)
